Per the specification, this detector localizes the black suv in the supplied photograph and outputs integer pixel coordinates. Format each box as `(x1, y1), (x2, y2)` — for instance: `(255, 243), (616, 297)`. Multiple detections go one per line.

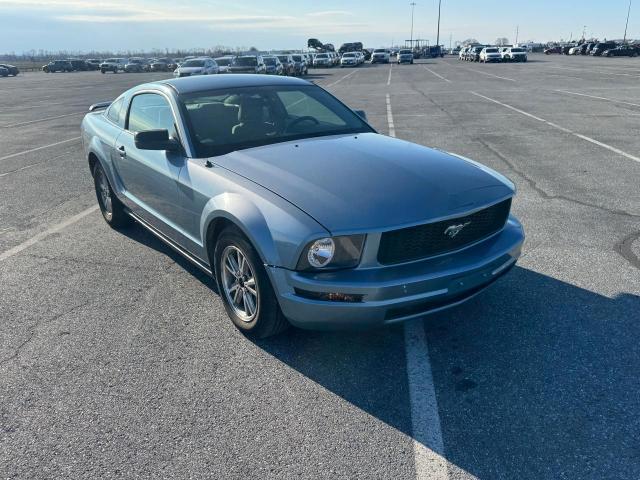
(43, 60), (73, 73)
(603, 45), (638, 57)
(67, 59), (88, 71)
(591, 42), (617, 56)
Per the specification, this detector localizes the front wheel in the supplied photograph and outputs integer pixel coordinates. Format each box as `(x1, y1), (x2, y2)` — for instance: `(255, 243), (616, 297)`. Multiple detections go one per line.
(214, 228), (288, 338)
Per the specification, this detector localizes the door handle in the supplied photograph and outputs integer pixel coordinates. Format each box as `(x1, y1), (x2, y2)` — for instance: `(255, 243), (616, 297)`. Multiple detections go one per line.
(117, 145), (126, 158)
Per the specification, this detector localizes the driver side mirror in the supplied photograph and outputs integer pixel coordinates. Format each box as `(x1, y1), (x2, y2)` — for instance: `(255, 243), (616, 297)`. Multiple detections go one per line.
(134, 129), (180, 152)
(354, 110), (367, 121)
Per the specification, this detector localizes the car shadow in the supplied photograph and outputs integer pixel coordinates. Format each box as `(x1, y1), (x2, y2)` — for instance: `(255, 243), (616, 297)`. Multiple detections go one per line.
(255, 267), (640, 479)
(118, 224), (640, 478)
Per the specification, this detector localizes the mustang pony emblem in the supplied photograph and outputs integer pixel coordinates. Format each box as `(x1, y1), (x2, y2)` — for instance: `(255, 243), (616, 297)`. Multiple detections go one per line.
(444, 221), (471, 238)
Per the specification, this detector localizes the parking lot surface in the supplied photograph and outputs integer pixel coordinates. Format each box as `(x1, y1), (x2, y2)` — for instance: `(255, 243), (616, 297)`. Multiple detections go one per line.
(1, 55), (639, 479)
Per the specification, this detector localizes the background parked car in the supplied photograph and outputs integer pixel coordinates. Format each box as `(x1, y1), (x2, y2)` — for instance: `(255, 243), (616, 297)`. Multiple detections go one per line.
(480, 47), (501, 63)
(174, 57), (219, 77)
(290, 54), (308, 75)
(591, 42), (617, 56)
(371, 48), (390, 63)
(150, 58), (171, 72)
(459, 46), (470, 60)
(0, 66), (9, 77)
(100, 58), (127, 73)
(43, 60), (73, 73)
(0, 63), (19, 76)
(501, 47), (528, 62)
(124, 58), (146, 73)
(397, 49), (414, 64)
(340, 52), (359, 67)
(276, 54), (295, 75)
(85, 59), (102, 70)
(214, 56), (235, 73)
(544, 46), (562, 54)
(313, 53), (331, 67)
(229, 55), (266, 74)
(468, 46), (485, 62)
(604, 45), (638, 57)
(66, 59), (88, 71)
(263, 56), (284, 75)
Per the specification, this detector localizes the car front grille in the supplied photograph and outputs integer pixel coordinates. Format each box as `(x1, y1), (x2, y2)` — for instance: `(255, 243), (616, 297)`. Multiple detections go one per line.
(377, 198), (512, 265)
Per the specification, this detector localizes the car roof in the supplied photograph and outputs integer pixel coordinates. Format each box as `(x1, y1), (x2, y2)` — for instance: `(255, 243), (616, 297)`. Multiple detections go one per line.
(157, 74), (311, 94)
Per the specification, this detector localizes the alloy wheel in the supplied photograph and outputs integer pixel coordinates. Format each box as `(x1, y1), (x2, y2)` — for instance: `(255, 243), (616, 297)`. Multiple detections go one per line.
(221, 245), (259, 322)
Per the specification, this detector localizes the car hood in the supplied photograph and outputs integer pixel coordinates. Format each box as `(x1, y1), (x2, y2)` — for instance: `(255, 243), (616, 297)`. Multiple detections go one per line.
(213, 133), (514, 233)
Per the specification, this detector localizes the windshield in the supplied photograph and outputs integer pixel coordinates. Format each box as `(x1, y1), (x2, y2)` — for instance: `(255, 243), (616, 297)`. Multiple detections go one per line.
(316, 54), (328, 58)
(105, 58), (117, 62)
(374, 49), (386, 53)
(215, 58), (232, 66)
(399, 50), (412, 55)
(343, 53), (355, 58)
(180, 85), (373, 158)
(511, 48), (524, 52)
(129, 59), (142, 64)
(264, 57), (277, 65)
(485, 48), (498, 53)
(182, 60), (205, 67)
(292, 55), (302, 61)
(234, 57), (257, 66)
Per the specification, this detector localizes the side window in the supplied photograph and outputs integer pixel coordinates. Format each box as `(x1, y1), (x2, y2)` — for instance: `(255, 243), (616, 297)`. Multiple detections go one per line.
(127, 93), (177, 137)
(106, 97), (124, 126)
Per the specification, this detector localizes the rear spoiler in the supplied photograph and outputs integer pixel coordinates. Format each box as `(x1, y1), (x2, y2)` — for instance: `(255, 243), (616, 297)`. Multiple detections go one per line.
(89, 101), (111, 112)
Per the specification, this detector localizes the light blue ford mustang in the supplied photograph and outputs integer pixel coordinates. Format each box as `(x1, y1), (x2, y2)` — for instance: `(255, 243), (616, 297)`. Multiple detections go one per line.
(81, 74), (524, 338)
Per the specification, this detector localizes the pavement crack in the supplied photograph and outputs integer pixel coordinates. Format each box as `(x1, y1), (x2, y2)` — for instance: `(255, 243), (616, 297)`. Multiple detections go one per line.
(0, 301), (90, 367)
(476, 138), (640, 220)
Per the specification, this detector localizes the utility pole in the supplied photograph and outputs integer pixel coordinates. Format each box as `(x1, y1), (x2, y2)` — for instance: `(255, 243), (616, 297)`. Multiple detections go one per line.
(436, 0), (442, 49)
(410, 2), (416, 49)
(624, 0), (632, 43)
(515, 25), (519, 44)
(582, 25), (587, 40)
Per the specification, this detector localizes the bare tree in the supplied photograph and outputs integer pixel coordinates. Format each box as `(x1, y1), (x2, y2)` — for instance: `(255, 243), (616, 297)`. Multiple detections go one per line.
(495, 37), (510, 46)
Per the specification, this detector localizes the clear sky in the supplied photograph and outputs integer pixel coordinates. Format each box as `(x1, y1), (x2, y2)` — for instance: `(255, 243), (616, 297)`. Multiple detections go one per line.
(0, 0), (635, 53)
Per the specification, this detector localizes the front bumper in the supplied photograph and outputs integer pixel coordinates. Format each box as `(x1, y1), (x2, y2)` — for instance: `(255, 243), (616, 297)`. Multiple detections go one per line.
(269, 217), (524, 330)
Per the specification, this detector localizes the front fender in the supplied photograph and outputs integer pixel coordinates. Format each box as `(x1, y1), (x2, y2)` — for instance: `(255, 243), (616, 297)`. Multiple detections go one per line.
(200, 190), (328, 270)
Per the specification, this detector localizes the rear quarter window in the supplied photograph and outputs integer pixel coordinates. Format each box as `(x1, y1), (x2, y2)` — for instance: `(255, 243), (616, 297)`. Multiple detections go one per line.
(106, 97), (124, 126)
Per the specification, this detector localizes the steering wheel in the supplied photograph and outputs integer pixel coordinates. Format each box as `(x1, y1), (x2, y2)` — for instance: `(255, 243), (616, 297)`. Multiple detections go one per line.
(285, 116), (319, 132)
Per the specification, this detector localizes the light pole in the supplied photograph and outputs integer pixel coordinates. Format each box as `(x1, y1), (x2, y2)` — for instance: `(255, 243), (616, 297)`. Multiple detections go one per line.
(410, 2), (416, 49)
(436, 0), (442, 50)
(624, 0), (632, 43)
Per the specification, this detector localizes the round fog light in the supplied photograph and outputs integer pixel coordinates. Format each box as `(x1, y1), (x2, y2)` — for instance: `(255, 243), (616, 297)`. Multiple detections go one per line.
(307, 238), (335, 268)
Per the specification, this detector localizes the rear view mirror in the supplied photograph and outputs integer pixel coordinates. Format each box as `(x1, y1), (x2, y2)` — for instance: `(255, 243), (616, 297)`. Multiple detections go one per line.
(354, 110), (367, 121)
(134, 129), (179, 151)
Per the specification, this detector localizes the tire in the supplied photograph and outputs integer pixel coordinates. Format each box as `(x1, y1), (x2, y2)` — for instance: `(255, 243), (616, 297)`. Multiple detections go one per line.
(93, 163), (131, 229)
(214, 227), (289, 338)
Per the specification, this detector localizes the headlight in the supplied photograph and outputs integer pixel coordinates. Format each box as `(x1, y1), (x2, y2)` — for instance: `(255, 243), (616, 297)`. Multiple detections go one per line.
(297, 235), (365, 271)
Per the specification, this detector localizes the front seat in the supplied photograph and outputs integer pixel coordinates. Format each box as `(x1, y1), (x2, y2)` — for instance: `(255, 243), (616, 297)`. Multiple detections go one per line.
(231, 96), (273, 141)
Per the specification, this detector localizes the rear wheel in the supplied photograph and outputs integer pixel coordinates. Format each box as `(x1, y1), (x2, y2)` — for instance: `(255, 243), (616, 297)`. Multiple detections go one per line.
(93, 163), (131, 229)
(214, 227), (289, 338)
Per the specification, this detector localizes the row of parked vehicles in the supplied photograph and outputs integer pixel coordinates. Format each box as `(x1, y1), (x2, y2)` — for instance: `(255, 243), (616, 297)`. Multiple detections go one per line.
(459, 46), (528, 62)
(544, 42), (639, 57)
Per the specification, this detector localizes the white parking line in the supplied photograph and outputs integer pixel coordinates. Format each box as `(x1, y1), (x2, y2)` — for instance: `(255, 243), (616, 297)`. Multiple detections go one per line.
(555, 89), (640, 108)
(385, 94), (396, 137)
(404, 322), (450, 480)
(386, 94), (449, 480)
(471, 91), (640, 164)
(0, 137), (81, 163)
(424, 67), (451, 83)
(1, 111), (86, 129)
(0, 205), (99, 262)
(387, 62), (393, 86)
(325, 69), (358, 87)
(465, 68), (516, 82)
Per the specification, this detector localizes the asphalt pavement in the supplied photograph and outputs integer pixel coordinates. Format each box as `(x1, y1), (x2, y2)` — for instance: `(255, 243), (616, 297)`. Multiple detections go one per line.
(1, 55), (639, 479)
